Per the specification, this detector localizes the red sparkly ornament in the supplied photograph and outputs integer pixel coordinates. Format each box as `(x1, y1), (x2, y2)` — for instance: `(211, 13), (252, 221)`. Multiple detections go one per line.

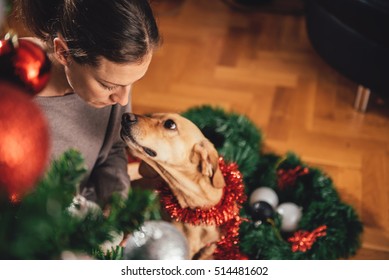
(277, 165), (309, 189)
(159, 157), (247, 260)
(288, 225), (327, 252)
(0, 35), (51, 95)
(0, 82), (50, 199)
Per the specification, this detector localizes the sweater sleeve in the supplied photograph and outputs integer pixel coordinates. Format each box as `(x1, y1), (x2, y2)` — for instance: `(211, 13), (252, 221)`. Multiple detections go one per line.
(81, 104), (131, 207)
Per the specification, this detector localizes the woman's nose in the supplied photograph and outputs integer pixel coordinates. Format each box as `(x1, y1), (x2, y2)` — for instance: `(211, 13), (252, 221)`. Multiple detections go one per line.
(111, 86), (131, 106)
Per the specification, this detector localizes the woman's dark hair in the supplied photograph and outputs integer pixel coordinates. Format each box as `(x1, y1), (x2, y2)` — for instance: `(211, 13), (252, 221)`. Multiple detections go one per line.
(16, 0), (160, 66)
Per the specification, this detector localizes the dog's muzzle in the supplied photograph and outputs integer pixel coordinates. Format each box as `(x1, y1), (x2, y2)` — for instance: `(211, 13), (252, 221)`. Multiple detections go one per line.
(120, 113), (157, 158)
(121, 113), (137, 137)
(122, 112), (137, 128)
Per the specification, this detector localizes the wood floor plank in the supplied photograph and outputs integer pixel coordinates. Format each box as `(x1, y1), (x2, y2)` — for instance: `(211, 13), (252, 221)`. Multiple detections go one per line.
(145, 0), (389, 259)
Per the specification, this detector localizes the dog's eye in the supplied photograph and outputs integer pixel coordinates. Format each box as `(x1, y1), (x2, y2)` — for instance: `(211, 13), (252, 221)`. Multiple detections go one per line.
(163, 119), (177, 130)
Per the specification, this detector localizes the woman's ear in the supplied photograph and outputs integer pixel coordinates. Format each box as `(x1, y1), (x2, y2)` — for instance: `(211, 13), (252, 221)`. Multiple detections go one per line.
(53, 36), (70, 65)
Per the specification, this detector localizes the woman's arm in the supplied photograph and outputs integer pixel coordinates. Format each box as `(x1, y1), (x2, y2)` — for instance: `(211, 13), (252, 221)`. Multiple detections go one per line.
(82, 104), (131, 207)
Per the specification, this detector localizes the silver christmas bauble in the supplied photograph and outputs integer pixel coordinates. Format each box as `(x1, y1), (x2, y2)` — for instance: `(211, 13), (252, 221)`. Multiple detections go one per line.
(67, 195), (102, 219)
(123, 220), (189, 260)
(276, 202), (303, 232)
(249, 187), (279, 209)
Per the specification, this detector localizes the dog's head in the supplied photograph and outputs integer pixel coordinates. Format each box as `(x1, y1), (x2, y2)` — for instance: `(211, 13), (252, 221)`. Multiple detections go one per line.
(121, 113), (225, 208)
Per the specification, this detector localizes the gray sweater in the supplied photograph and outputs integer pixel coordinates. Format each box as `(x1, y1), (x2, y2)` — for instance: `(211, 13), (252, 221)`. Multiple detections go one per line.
(35, 93), (131, 206)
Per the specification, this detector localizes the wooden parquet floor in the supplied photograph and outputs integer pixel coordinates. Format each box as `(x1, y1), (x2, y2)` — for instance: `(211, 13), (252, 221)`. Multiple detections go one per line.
(133, 0), (389, 259)
(5, 0), (389, 259)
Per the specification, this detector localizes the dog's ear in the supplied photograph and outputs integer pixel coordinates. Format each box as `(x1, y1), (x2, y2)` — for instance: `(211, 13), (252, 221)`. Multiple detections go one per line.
(192, 140), (225, 189)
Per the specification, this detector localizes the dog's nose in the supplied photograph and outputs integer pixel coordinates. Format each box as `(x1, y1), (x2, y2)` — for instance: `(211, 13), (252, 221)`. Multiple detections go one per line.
(122, 113), (137, 126)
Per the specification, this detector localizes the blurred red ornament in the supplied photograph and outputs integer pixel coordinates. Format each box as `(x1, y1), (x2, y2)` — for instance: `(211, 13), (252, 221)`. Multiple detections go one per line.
(0, 35), (51, 95)
(288, 225), (327, 252)
(277, 165), (309, 190)
(0, 82), (50, 198)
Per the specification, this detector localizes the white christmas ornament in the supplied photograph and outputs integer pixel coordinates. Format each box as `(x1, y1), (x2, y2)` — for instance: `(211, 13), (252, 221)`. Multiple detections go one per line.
(249, 187), (279, 209)
(124, 220), (189, 260)
(67, 195), (102, 219)
(276, 202), (303, 232)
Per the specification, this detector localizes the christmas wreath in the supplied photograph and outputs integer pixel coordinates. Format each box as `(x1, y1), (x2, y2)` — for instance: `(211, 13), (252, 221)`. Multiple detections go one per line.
(182, 105), (363, 260)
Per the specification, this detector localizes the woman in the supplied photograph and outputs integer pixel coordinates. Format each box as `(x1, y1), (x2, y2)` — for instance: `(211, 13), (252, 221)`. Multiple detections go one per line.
(16, 0), (160, 206)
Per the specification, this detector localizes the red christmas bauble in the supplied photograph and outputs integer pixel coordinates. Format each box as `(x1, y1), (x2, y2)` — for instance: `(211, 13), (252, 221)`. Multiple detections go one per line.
(0, 37), (51, 95)
(0, 82), (50, 198)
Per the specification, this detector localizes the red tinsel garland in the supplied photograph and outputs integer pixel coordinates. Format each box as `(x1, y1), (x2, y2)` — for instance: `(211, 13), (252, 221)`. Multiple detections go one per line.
(158, 157), (247, 260)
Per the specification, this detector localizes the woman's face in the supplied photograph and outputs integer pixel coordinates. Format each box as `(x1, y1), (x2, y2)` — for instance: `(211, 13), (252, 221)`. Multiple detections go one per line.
(64, 54), (152, 108)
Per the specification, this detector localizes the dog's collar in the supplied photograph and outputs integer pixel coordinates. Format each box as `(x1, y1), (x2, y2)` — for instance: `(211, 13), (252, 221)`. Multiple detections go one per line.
(158, 156), (246, 226)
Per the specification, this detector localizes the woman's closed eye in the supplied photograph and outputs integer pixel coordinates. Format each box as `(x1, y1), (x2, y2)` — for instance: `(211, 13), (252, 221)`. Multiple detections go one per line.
(103, 84), (118, 91)
(98, 81), (118, 91)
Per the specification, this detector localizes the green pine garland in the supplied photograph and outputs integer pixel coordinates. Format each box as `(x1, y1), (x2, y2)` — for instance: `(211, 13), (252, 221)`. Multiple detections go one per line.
(182, 106), (263, 179)
(183, 105), (363, 260)
(0, 149), (157, 259)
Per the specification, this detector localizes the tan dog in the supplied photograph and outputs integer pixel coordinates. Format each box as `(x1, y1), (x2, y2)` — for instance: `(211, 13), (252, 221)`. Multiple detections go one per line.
(121, 112), (226, 259)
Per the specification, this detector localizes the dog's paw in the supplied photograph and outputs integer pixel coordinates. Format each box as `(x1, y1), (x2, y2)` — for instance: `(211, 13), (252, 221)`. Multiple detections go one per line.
(192, 243), (217, 260)
(127, 162), (141, 181)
